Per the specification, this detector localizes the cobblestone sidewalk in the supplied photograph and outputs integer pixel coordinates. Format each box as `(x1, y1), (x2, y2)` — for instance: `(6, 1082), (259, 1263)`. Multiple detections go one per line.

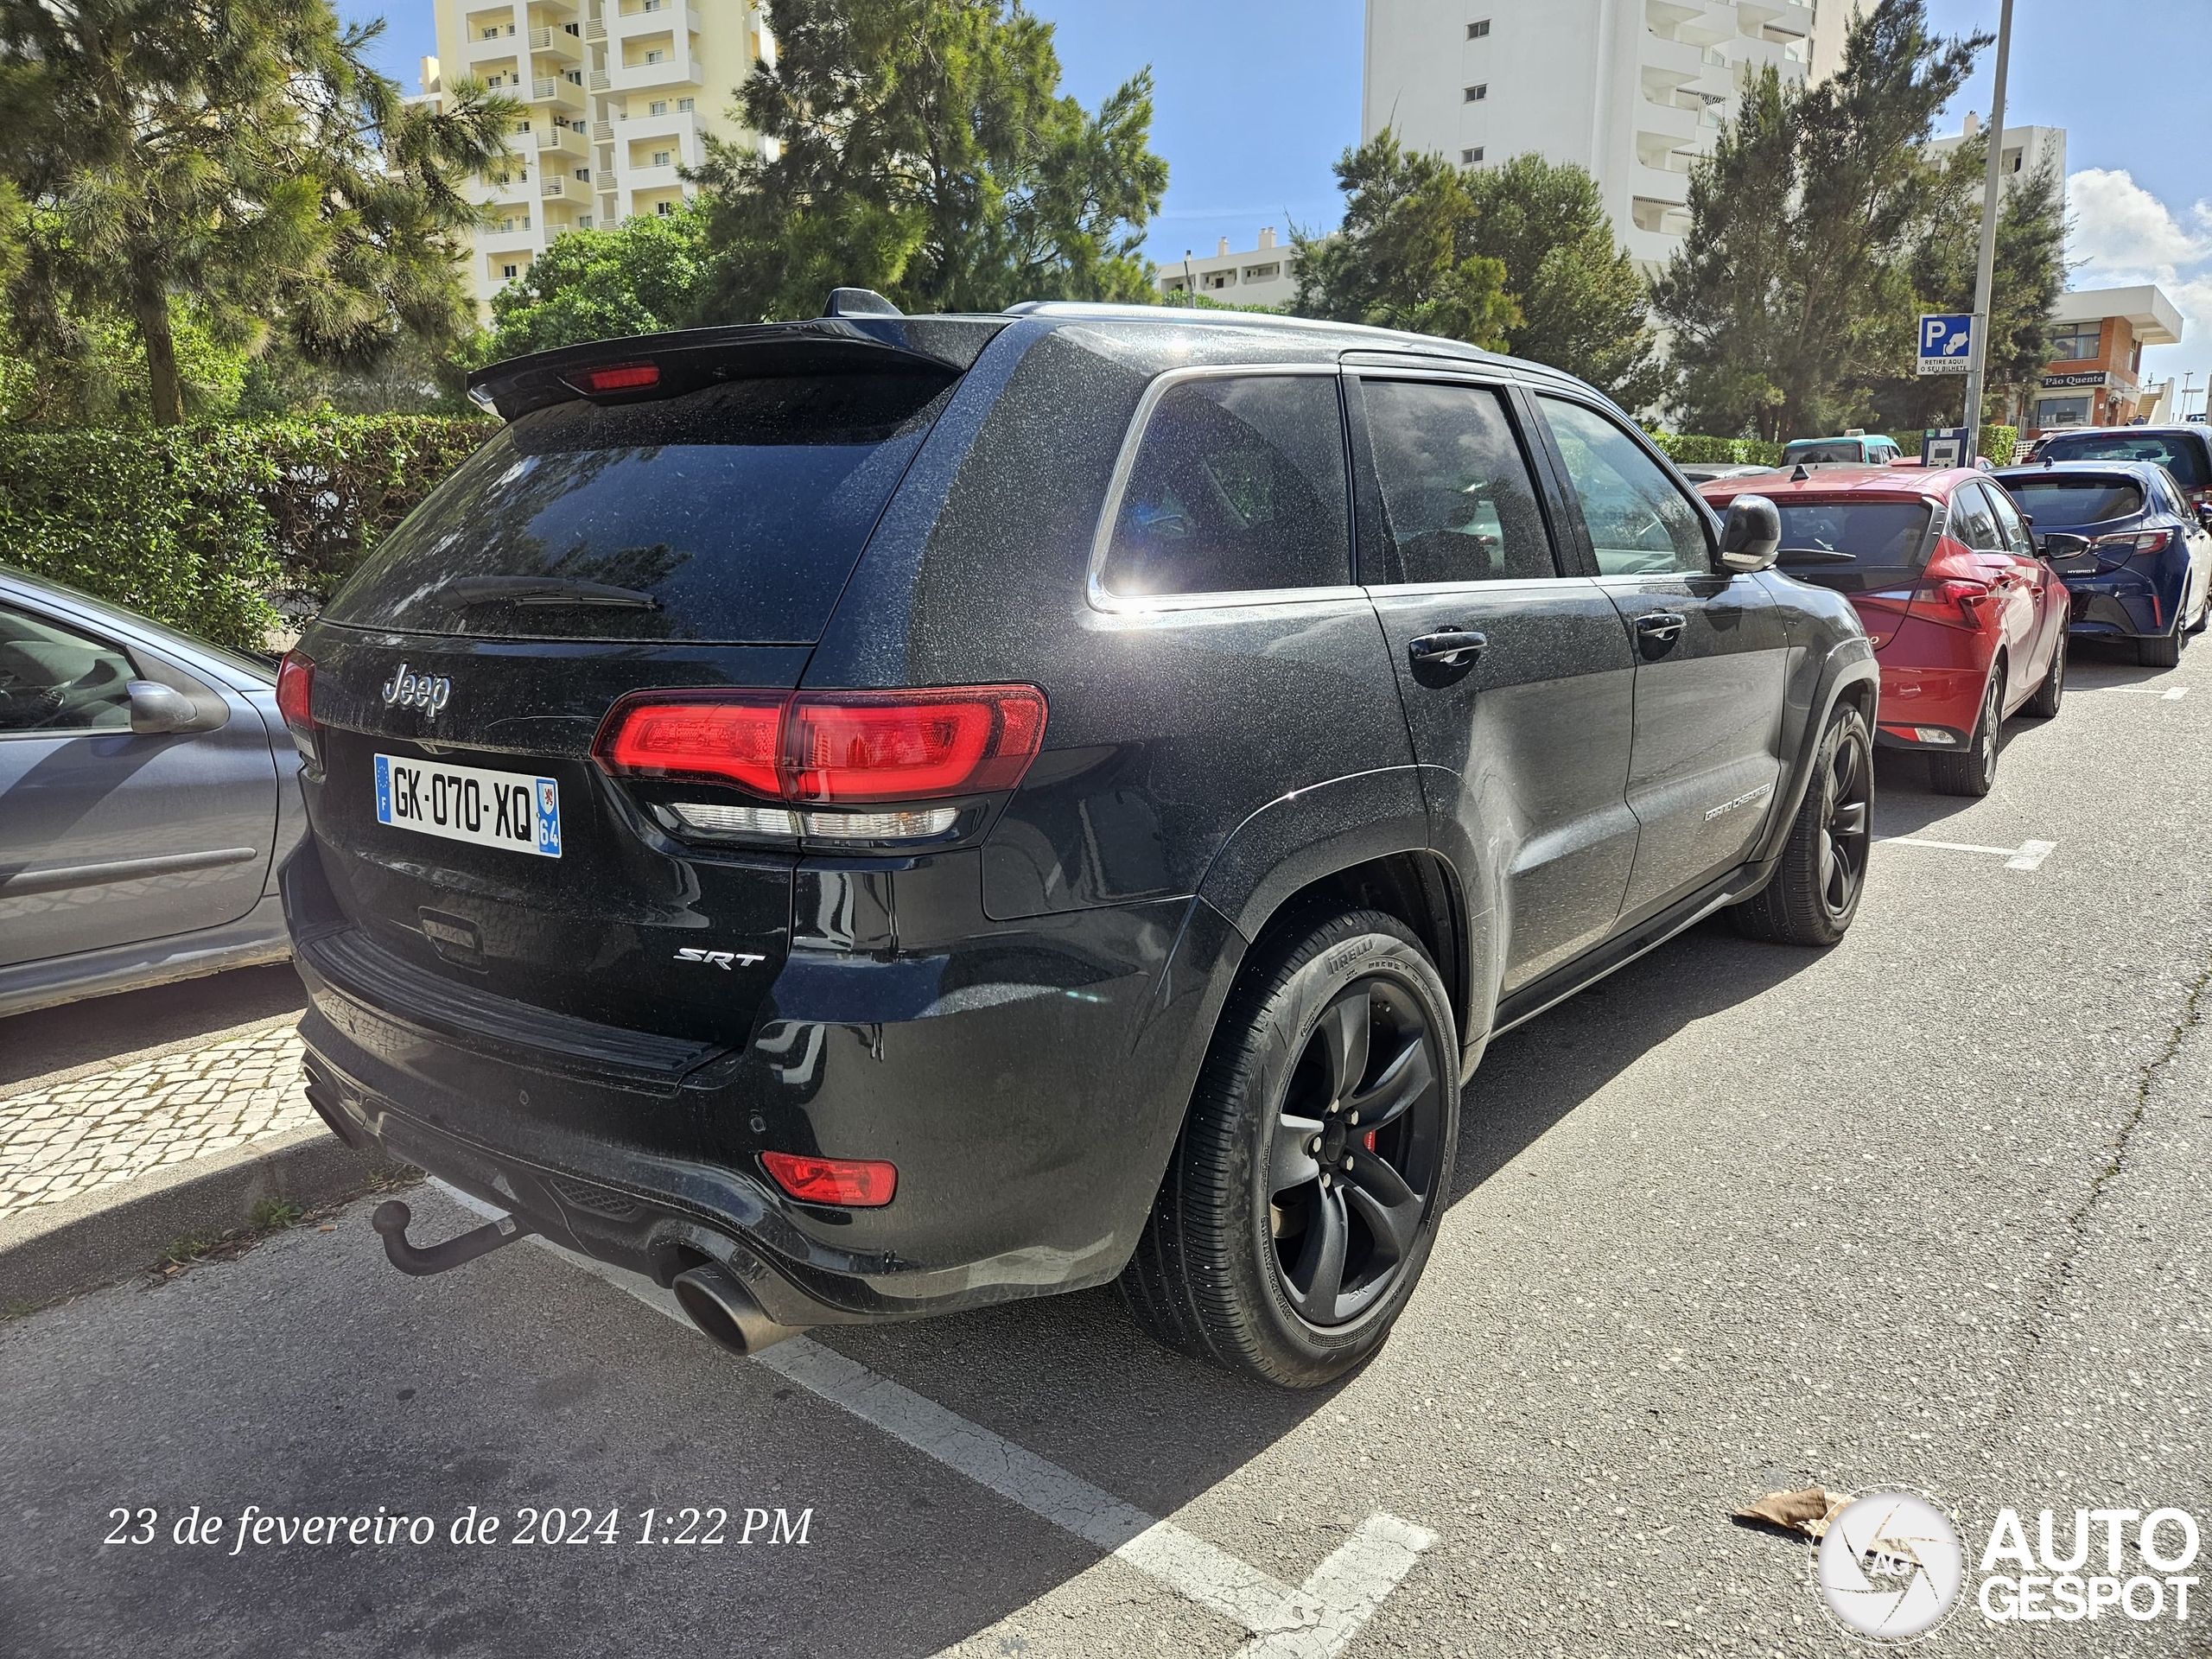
(0, 1026), (313, 1217)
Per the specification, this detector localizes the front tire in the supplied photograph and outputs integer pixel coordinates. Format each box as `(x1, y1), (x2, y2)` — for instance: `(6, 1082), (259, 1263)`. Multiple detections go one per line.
(2024, 630), (2065, 718)
(1119, 910), (1459, 1389)
(1731, 701), (1872, 946)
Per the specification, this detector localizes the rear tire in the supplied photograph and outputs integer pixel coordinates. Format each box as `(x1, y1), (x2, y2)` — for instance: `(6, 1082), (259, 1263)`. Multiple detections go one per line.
(2140, 621), (2183, 668)
(1929, 667), (2003, 797)
(2024, 631), (2065, 718)
(1119, 909), (1459, 1389)
(1732, 701), (1872, 947)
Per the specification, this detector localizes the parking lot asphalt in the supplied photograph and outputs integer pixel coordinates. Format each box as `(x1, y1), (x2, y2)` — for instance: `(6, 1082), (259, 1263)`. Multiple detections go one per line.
(2, 637), (2206, 1658)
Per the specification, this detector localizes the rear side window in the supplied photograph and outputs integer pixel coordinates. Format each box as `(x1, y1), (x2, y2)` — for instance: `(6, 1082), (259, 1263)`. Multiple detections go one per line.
(2003, 475), (2146, 528)
(324, 371), (955, 643)
(2038, 432), (2210, 490)
(1100, 374), (1351, 598)
(1359, 380), (1557, 583)
(1538, 397), (1711, 576)
(1948, 485), (2005, 551)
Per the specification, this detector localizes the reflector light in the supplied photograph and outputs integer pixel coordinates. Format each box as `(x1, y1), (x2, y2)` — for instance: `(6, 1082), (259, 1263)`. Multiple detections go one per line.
(802, 807), (960, 841)
(571, 362), (660, 394)
(669, 802), (802, 837)
(1913, 727), (1957, 745)
(275, 651), (318, 761)
(595, 686), (1046, 807)
(761, 1152), (897, 1207)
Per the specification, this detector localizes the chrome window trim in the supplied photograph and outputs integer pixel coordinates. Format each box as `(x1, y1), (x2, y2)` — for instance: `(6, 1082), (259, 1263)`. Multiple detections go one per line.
(1085, 363), (1359, 614)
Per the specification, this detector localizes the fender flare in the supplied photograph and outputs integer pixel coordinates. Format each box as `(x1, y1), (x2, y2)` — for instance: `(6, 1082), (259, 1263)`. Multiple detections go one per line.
(1754, 637), (1878, 867)
(1192, 766), (1435, 944)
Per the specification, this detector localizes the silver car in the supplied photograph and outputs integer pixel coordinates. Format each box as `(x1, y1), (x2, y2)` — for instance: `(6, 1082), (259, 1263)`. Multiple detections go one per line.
(1, 566), (304, 1015)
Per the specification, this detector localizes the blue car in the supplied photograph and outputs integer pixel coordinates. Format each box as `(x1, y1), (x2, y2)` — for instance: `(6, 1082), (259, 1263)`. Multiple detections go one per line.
(1993, 461), (2212, 667)
(0, 566), (306, 1015)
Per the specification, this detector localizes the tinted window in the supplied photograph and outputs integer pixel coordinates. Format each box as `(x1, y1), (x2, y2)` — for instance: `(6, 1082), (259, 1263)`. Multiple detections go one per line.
(1986, 486), (2033, 556)
(325, 371), (956, 643)
(2037, 431), (2210, 490)
(0, 605), (135, 733)
(1361, 380), (1555, 583)
(1102, 374), (1351, 597)
(1785, 441), (1863, 464)
(1948, 485), (2003, 550)
(1540, 398), (1711, 576)
(1773, 500), (1934, 588)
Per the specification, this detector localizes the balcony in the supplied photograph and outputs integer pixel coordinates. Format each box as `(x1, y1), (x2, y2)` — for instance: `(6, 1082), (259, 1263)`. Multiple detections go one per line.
(531, 74), (586, 106)
(1738, 0), (1811, 37)
(541, 175), (567, 198)
(527, 25), (582, 58)
(1647, 0), (1732, 48)
(463, 29), (520, 63)
(622, 161), (679, 187)
(584, 16), (606, 37)
(535, 124), (588, 157)
(592, 119), (614, 141)
(610, 59), (702, 93)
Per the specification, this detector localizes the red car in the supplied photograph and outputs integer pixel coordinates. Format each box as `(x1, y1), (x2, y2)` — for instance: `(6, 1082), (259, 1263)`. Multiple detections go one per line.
(1700, 467), (2067, 795)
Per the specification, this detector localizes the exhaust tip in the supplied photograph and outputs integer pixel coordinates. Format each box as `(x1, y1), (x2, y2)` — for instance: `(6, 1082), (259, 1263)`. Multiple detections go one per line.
(672, 1262), (804, 1356)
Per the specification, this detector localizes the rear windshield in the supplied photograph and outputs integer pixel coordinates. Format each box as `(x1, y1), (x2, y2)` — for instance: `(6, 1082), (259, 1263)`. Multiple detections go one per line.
(323, 371), (955, 642)
(1773, 499), (1934, 593)
(2037, 432), (2209, 490)
(1784, 441), (1861, 464)
(2000, 474), (2146, 528)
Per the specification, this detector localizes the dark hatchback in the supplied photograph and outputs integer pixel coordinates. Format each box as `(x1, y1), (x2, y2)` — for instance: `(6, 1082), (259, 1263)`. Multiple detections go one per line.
(1993, 460), (2212, 665)
(280, 300), (1876, 1386)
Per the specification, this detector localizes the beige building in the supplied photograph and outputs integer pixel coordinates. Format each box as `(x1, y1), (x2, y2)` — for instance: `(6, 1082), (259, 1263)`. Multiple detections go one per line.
(416, 0), (772, 313)
(1157, 231), (1300, 308)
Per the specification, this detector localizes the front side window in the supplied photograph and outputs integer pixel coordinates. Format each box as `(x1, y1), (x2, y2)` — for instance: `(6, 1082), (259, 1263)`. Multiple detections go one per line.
(1361, 379), (1555, 583)
(1101, 375), (1351, 599)
(1539, 398), (1711, 576)
(0, 605), (136, 734)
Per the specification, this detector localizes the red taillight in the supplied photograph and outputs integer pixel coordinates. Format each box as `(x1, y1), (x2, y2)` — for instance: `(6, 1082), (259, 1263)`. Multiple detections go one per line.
(760, 1151), (897, 1207)
(569, 362), (660, 395)
(2091, 530), (2171, 557)
(594, 685), (1046, 805)
(1903, 545), (1994, 630)
(275, 650), (317, 760)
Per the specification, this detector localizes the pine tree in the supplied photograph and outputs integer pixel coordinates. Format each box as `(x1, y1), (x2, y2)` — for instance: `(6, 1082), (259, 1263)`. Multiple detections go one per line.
(690, 0), (1167, 321)
(0, 0), (518, 424)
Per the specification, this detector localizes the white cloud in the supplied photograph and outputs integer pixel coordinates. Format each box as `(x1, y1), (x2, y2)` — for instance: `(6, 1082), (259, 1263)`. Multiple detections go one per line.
(2068, 167), (2211, 276)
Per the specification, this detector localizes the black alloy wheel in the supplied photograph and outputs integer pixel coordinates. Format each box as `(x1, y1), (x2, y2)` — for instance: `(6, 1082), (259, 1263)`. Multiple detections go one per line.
(1931, 670), (2003, 797)
(1731, 701), (1873, 947)
(1815, 725), (1872, 924)
(1265, 978), (1446, 1327)
(1120, 910), (1459, 1388)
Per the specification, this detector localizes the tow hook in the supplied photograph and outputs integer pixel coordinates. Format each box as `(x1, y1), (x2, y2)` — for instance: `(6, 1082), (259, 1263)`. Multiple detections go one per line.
(372, 1199), (532, 1277)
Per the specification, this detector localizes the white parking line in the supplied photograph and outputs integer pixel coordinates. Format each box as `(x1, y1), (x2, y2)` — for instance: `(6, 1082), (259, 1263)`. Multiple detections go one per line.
(438, 1183), (1434, 1652)
(2090, 685), (2190, 700)
(1876, 835), (2057, 872)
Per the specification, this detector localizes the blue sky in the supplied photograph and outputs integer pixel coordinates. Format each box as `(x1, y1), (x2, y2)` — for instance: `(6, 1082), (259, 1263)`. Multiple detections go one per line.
(343, 0), (2212, 401)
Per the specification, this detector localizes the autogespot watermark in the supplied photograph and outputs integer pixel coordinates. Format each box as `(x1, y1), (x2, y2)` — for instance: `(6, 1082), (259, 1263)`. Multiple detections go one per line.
(1804, 1491), (2203, 1643)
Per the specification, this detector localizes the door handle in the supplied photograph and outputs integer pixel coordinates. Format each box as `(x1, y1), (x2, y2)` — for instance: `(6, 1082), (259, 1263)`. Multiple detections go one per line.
(1636, 612), (1687, 645)
(1408, 630), (1487, 669)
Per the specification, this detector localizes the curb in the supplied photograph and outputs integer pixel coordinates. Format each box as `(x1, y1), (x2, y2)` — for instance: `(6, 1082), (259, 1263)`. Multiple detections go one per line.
(0, 1125), (398, 1310)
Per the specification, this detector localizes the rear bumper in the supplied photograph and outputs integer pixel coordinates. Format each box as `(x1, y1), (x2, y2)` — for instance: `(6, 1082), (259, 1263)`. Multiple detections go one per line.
(2066, 580), (2167, 639)
(283, 844), (1229, 1326)
(1870, 656), (1984, 749)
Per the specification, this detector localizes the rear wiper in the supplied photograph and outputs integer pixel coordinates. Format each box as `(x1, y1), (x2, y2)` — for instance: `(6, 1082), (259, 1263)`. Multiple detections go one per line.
(1776, 547), (1859, 563)
(439, 575), (660, 610)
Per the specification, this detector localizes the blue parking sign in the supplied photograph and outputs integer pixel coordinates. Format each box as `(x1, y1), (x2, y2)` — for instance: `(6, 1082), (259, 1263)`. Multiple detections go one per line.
(1917, 313), (1974, 374)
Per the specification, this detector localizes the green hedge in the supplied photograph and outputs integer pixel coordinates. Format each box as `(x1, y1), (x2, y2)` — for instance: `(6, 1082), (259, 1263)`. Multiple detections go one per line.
(0, 416), (495, 652)
(1648, 433), (1786, 467)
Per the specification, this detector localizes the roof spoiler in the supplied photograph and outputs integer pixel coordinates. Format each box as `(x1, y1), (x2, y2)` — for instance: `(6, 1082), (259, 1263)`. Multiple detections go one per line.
(467, 311), (1008, 421)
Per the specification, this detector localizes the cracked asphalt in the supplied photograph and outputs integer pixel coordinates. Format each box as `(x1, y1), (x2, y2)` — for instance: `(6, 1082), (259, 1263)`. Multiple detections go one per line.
(1, 636), (2207, 1658)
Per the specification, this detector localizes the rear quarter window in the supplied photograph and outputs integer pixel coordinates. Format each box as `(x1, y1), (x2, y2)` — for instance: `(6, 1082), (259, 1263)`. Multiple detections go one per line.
(1098, 373), (1351, 599)
(323, 370), (956, 643)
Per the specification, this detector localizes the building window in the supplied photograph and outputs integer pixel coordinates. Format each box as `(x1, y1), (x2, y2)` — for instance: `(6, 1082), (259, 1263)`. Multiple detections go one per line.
(655, 199), (674, 216)
(652, 149), (671, 167)
(566, 68), (582, 84)
(1461, 147), (1485, 164)
(1243, 264), (1281, 281)
(1464, 83), (1487, 101)
(1206, 270), (1232, 290)
(645, 48), (664, 63)
(501, 264), (519, 279)
(677, 97), (694, 112)
(2047, 321), (2101, 362)
(1467, 18), (1490, 37)
(575, 167), (590, 181)
(513, 119), (531, 134)
(649, 99), (667, 115)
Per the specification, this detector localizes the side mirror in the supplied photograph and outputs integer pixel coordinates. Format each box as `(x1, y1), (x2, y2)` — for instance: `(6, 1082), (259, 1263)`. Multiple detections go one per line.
(2196, 503), (2212, 531)
(1718, 494), (1781, 572)
(127, 680), (199, 734)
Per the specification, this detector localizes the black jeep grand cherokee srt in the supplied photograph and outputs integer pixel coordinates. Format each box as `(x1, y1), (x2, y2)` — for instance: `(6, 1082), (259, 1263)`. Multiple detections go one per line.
(278, 298), (1876, 1388)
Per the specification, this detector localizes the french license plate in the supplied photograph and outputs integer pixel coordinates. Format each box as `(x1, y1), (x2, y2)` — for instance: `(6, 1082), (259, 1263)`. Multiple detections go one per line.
(373, 754), (562, 858)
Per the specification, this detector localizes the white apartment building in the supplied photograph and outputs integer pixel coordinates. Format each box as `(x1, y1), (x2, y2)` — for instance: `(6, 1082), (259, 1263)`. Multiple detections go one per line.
(416, 0), (772, 313)
(1927, 113), (2066, 196)
(1156, 230), (1300, 308)
(1363, 1), (1851, 270)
